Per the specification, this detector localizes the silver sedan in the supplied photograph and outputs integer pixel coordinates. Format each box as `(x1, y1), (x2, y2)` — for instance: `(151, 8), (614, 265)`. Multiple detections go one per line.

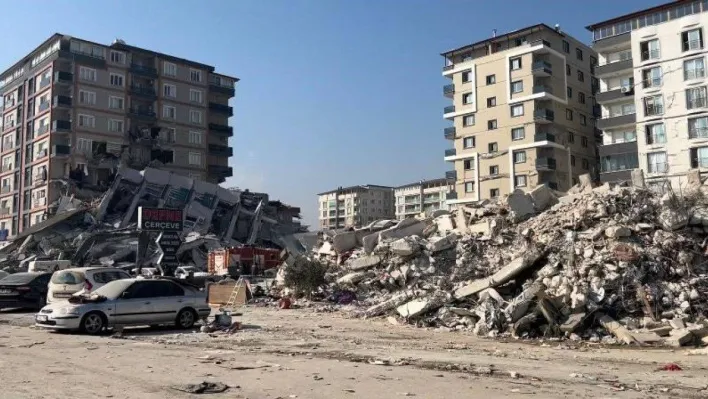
(35, 278), (211, 334)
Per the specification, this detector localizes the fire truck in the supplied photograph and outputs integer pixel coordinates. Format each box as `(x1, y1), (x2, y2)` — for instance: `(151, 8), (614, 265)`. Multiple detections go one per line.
(207, 246), (285, 277)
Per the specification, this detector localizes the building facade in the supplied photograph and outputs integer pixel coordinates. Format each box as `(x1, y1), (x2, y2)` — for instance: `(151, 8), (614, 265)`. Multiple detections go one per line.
(0, 33), (236, 237)
(394, 178), (451, 219)
(317, 185), (394, 229)
(442, 24), (599, 206)
(590, 0), (708, 189)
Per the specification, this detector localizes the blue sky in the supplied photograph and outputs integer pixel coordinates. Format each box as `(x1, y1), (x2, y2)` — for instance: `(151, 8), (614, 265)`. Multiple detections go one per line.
(1, 0), (657, 228)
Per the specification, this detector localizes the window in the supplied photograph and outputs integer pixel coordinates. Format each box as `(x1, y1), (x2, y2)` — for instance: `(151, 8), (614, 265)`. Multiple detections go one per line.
(464, 182), (475, 193)
(487, 143), (498, 153)
(489, 165), (499, 175)
(163, 84), (176, 98)
(486, 75), (496, 85)
(462, 93), (473, 105)
(510, 57), (522, 70)
(463, 114), (475, 126)
(566, 64), (571, 76)
(109, 96), (124, 110)
(582, 158), (589, 170)
(682, 28), (704, 52)
(643, 95), (664, 116)
(510, 104), (524, 117)
(79, 66), (96, 81)
(463, 159), (474, 170)
(511, 127), (524, 140)
(78, 90), (96, 105)
(486, 97), (496, 107)
(490, 189), (500, 198)
(511, 80), (523, 93)
(188, 152), (202, 165)
(640, 39), (660, 61)
(487, 120), (497, 130)
(189, 89), (203, 104)
(110, 51), (125, 64)
(568, 132), (575, 143)
(461, 71), (471, 83)
(77, 138), (92, 153)
(646, 123), (666, 144)
(686, 86), (708, 109)
(691, 147), (708, 168)
(109, 73), (124, 87)
(689, 116), (708, 139)
(607, 130), (637, 144)
(463, 136), (475, 148)
(161, 128), (176, 143)
(190, 69), (203, 83)
(579, 92), (586, 104)
(580, 114), (587, 126)
(562, 40), (570, 53)
(78, 114), (95, 128)
(577, 70), (584, 82)
(514, 175), (527, 187)
(576, 48), (583, 60)
(581, 136), (588, 147)
(647, 151), (668, 173)
(164, 62), (177, 76)
(188, 131), (203, 144)
(514, 151), (526, 163)
(571, 155), (576, 166)
(567, 87), (573, 98)
(684, 57), (706, 80)
(566, 109), (573, 120)
(189, 110), (202, 124)
(163, 105), (176, 119)
(642, 66), (662, 88)
(108, 119), (124, 132)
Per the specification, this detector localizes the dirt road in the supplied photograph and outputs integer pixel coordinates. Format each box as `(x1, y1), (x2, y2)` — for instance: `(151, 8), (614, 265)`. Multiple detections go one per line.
(1, 306), (707, 398)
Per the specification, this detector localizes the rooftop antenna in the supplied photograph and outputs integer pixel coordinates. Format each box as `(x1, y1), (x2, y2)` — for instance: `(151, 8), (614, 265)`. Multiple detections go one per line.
(492, 29), (497, 38)
(555, 24), (561, 32)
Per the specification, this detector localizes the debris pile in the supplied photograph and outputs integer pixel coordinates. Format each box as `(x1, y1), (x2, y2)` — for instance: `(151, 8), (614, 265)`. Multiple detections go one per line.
(305, 181), (708, 347)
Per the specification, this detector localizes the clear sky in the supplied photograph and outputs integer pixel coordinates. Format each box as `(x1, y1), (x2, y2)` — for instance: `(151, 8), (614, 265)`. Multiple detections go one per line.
(0, 0), (657, 228)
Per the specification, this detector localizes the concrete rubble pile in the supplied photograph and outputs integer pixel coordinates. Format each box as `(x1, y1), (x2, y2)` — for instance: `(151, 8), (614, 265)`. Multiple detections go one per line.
(0, 166), (305, 275)
(308, 178), (708, 347)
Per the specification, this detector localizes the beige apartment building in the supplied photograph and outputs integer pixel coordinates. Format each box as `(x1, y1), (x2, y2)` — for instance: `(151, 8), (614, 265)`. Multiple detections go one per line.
(394, 178), (452, 220)
(442, 24), (599, 206)
(589, 0), (708, 191)
(317, 185), (394, 229)
(0, 33), (236, 237)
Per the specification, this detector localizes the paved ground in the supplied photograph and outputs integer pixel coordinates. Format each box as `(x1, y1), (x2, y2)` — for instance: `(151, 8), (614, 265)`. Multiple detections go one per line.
(1, 306), (707, 398)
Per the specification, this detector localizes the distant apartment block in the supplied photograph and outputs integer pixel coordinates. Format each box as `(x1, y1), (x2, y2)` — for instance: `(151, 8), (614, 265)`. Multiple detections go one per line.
(317, 185), (394, 229)
(0, 33), (237, 237)
(589, 0), (708, 190)
(394, 178), (451, 220)
(441, 24), (599, 206)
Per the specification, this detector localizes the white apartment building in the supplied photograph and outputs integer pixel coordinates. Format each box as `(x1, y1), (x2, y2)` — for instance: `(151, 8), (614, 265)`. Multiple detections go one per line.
(394, 178), (452, 220)
(317, 185), (394, 229)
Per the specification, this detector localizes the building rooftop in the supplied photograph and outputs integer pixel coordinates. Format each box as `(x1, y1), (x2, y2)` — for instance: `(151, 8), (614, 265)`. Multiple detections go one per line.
(441, 23), (570, 57)
(317, 184), (394, 196)
(586, 0), (692, 31)
(395, 178), (449, 190)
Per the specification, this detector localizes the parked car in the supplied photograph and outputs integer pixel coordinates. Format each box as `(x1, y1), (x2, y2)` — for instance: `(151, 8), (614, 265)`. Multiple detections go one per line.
(0, 270), (8, 281)
(0, 272), (52, 310)
(131, 267), (158, 278)
(47, 267), (131, 304)
(35, 278), (211, 334)
(175, 266), (209, 279)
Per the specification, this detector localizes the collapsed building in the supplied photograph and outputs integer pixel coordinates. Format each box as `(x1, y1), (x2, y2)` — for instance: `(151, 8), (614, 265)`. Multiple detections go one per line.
(0, 166), (306, 273)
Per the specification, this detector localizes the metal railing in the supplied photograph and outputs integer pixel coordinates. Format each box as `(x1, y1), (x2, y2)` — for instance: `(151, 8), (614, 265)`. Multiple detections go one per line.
(643, 77), (661, 88)
(534, 133), (556, 142)
(444, 127), (456, 139)
(641, 49), (660, 61)
(444, 105), (455, 114)
(647, 162), (668, 174)
(645, 105), (664, 116)
(684, 40), (703, 52)
(687, 97), (708, 109)
(689, 126), (708, 139)
(444, 148), (456, 157)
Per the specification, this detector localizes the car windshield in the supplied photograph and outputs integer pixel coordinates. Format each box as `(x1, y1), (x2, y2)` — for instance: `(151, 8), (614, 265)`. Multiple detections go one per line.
(91, 279), (135, 300)
(50, 271), (86, 285)
(0, 273), (42, 284)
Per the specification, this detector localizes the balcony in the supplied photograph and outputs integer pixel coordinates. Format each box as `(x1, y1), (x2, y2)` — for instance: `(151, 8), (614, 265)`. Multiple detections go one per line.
(532, 85), (553, 94)
(443, 84), (455, 98)
(446, 191), (458, 200)
(442, 64), (455, 72)
(53, 71), (73, 84)
(596, 87), (633, 103)
(52, 120), (71, 133)
(534, 133), (556, 142)
(536, 157), (557, 171)
(592, 32), (631, 51)
(39, 78), (51, 90)
(208, 102), (234, 116)
(530, 39), (552, 54)
(38, 101), (50, 113)
(444, 126), (456, 140)
(53, 95), (72, 108)
(128, 108), (157, 121)
(443, 105), (455, 117)
(209, 83), (235, 97)
(531, 60), (552, 76)
(533, 109), (554, 123)
(595, 59), (633, 77)
(32, 175), (47, 187)
(444, 148), (456, 157)
(596, 113), (636, 130)
(130, 63), (158, 78)
(37, 125), (49, 136)
(32, 197), (47, 208)
(52, 144), (71, 157)
(208, 164), (233, 177)
(208, 123), (233, 137)
(208, 144), (233, 157)
(445, 170), (456, 180)
(598, 141), (637, 157)
(130, 85), (157, 99)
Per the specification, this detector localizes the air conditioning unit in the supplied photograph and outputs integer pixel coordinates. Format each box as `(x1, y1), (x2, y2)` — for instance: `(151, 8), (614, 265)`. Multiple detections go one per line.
(620, 86), (631, 93)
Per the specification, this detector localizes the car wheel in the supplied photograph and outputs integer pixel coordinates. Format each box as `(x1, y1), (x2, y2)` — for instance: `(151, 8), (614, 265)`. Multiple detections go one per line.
(80, 312), (104, 335)
(176, 308), (196, 329)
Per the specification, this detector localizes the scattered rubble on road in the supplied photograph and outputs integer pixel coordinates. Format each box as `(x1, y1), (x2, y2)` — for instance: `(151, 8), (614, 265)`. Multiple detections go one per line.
(284, 175), (708, 348)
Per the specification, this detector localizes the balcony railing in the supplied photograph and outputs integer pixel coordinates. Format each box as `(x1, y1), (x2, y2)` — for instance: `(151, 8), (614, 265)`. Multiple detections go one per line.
(444, 126), (456, 139)
(446, 191), (458, 200)
(641, 49), (660, 61)
(129, 84), (157, 97)
(52, 144), (71, 156)
(684, 40), (703, 52)
(37, 125), (49, 135)
(53, 95), (72, 108)
(32, 197), (47, 208)
(689, 127), (708, 139)
(445, 170), (456, 180)
(208, 123), (233, 137)
(444, 148), (456, 157)
(534, 133), (556, 142)
(208, 102), (233, 115)
(443, 84), (455, 96)
(130, 63), (158, 77)
(532, 85), (552, 94)
(442, 64), (455, 72)
(53, 71), (73, 84)
(129, 108), (157, 119)
(534, 109), (555, 122)
(208, 144), (234, 157)
(39, 78), (51, 89)
(536, 157), (557, 170)
(208, 165), (233, 176)
(648, 162), (668, 174)
(38, 102), (50, 112)
(645, 105), (664, 116)
(444, 105), (455, 114)
(643, 78), (662, 88)
(52, 120), (71, 133)
(532, 60), (552, 75)
(688, 97), (708, 109)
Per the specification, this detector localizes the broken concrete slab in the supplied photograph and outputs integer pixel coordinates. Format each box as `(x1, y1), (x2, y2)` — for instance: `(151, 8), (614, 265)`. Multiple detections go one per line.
(560, 313), (586, 333)
(505, 282), (544, 323)
(649, 326), (672, 337)
(597, 313), (638, 345)
(605, 226), (631, 238)
(667, 329), (694, 347)
(631, 331), (663, 344)
(426, 233), (457, 253)
(631, 169), (645, 188)
(454, 248), (542, 300)
(390, 237), (422, 257)
(396, 292), (449, 318)
(337, 271), (375, 285)
(349, 255), (382, 271)
(362, 219), (428, 254)
(507, 190), (534, 221)
(529, 184), (557, 212)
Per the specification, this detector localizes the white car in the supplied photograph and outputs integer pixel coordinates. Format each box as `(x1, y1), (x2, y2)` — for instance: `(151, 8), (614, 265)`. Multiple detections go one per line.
(175, 266), (209, 279)
(47, 267), (131, 304)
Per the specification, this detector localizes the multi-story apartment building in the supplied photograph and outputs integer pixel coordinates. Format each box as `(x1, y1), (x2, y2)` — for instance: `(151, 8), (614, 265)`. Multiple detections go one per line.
(317, 185), (394, 229)
(394, 178), (451, 219)
(442, 24), (599, 206)
(589, 0), (708, 190)
(0, 34), (237, 237)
